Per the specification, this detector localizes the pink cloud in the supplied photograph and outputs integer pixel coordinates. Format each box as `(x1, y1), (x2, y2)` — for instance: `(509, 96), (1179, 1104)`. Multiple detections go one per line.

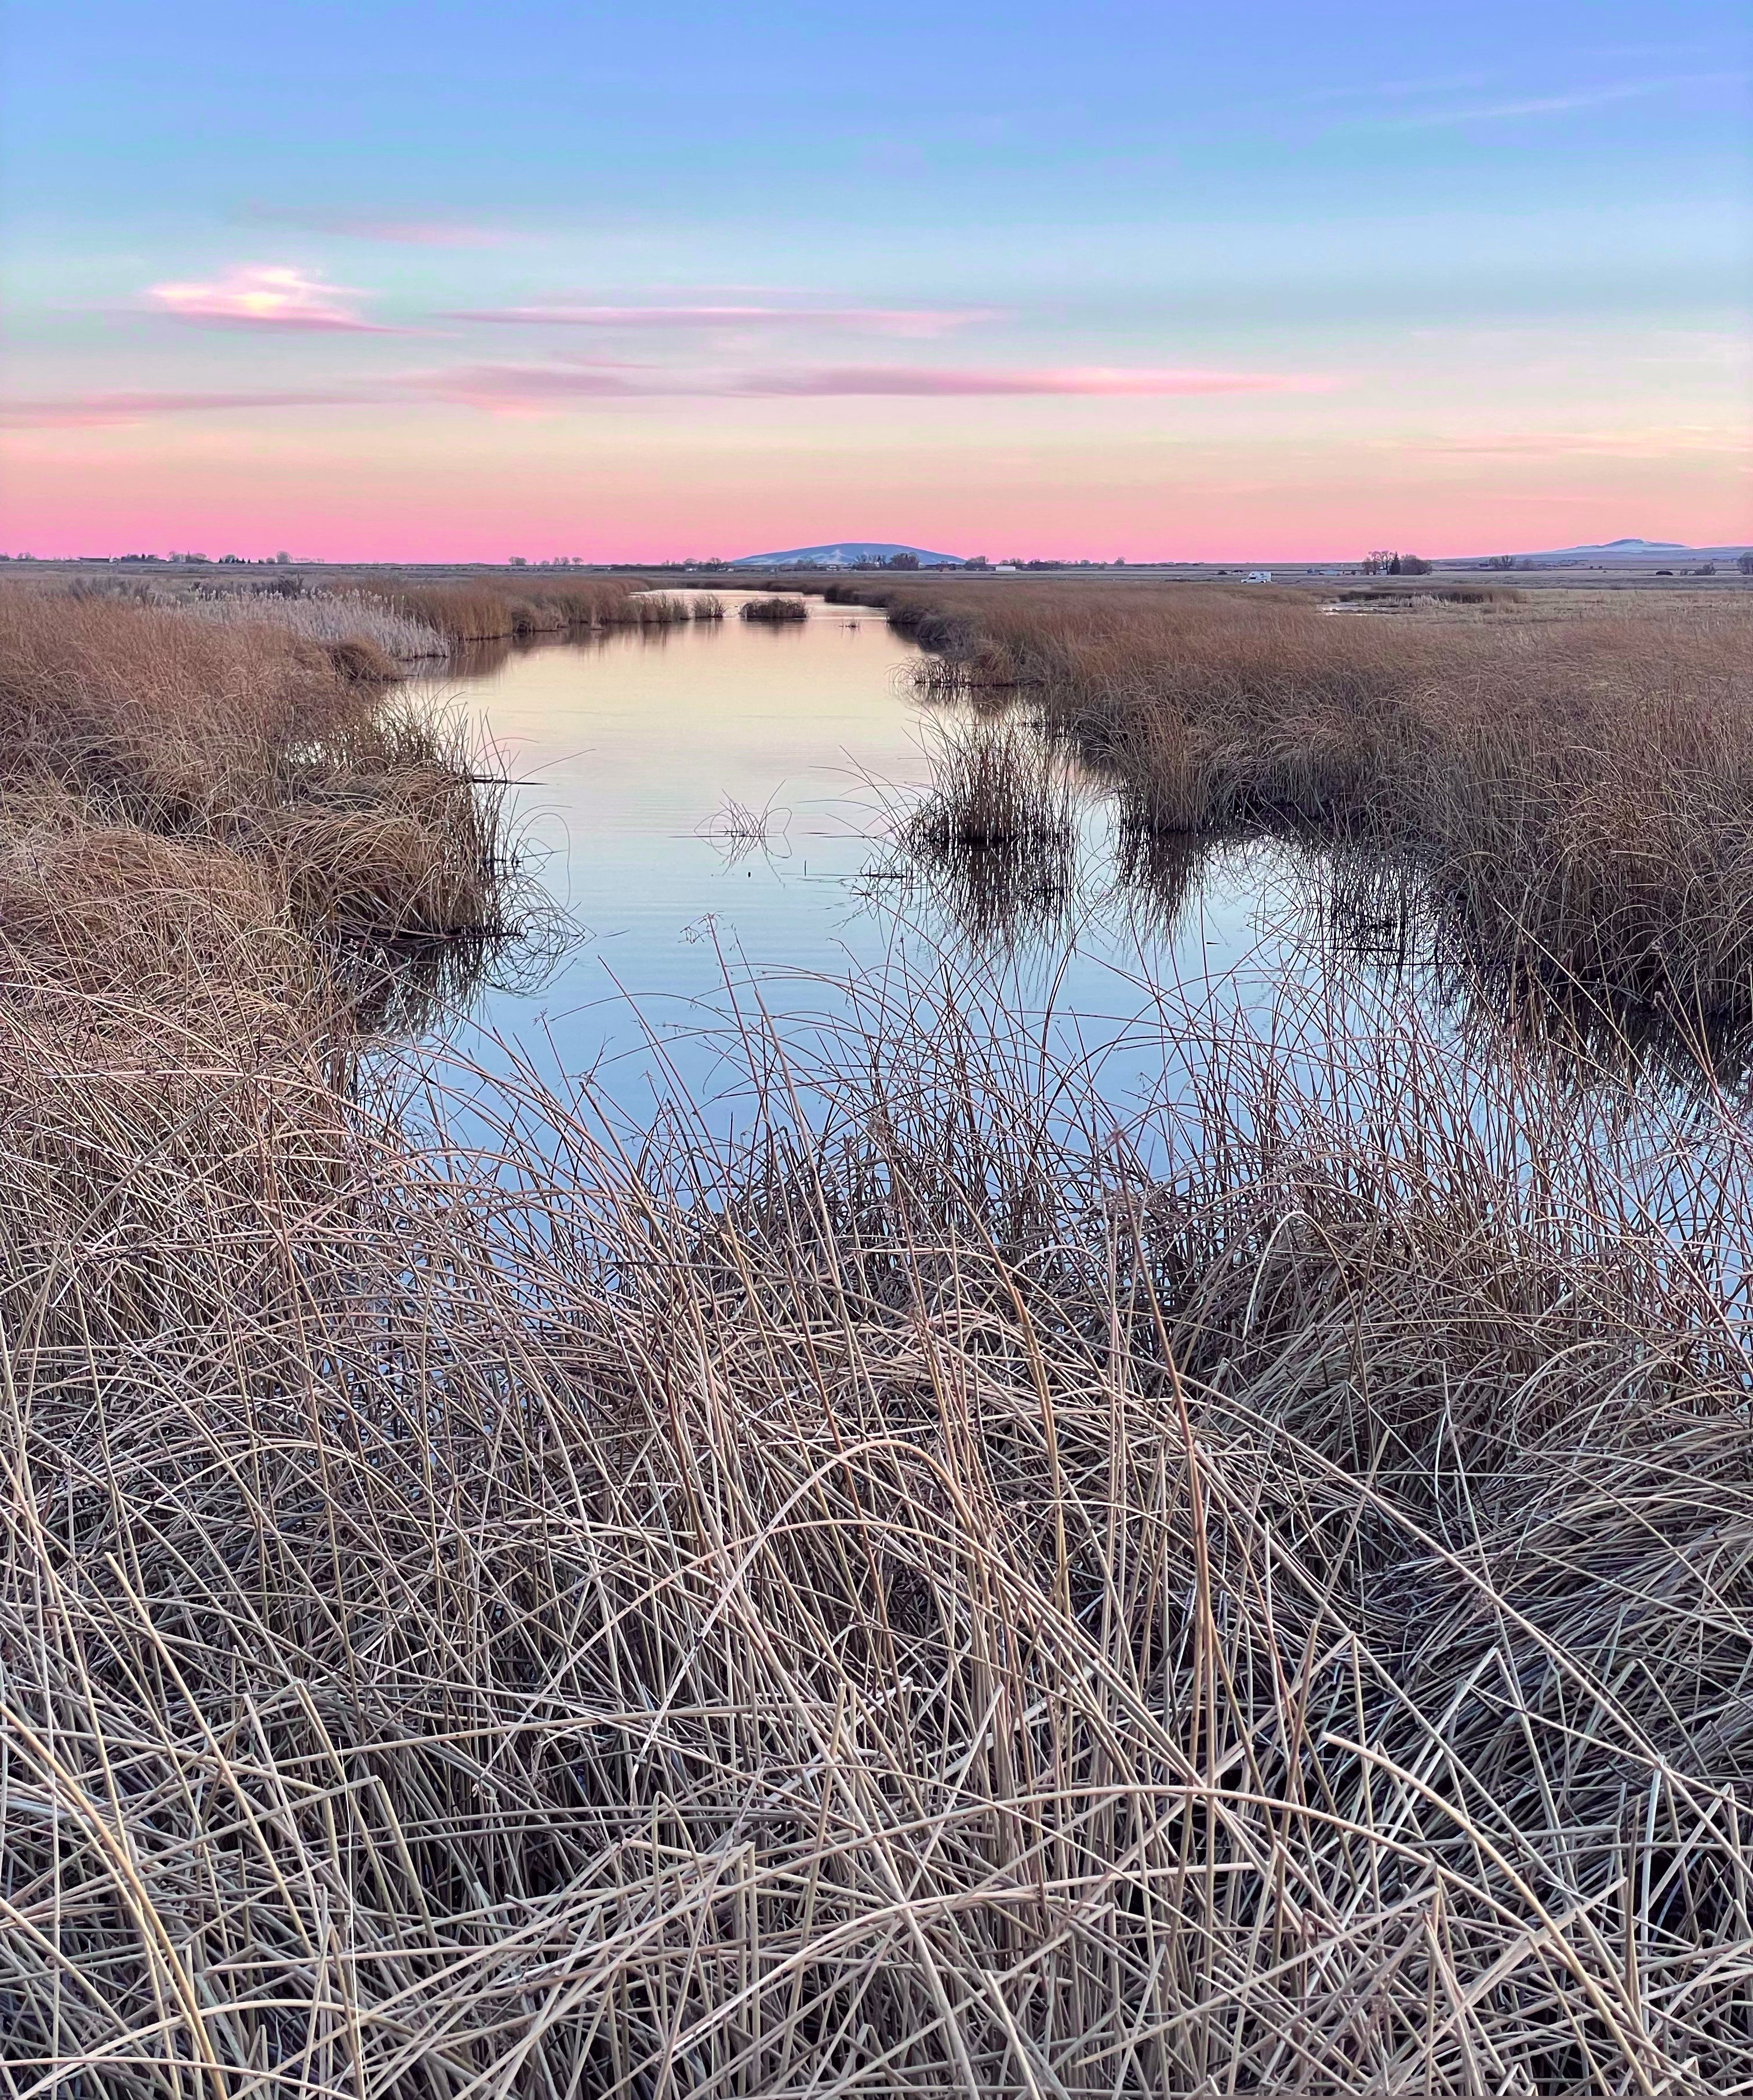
(736, 365), (1335, 397)
(0, 386), (379, 430)
(441, 304), (1002, 338)
(0, 370), (641, 428)
(412, 362), (646, 411)
(1, 359), (1334, 430)
(145, 264), (390, 332)
(240, 208), (512, 246)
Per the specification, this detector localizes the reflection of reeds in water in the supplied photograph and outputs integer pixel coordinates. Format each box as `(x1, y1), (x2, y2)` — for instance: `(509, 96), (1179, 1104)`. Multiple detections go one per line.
(334, 898), (569, 1040)
(890, 717), (1079, 948)
(1113, 788), (1206, 941)
(1310, 840), (1753, 1101)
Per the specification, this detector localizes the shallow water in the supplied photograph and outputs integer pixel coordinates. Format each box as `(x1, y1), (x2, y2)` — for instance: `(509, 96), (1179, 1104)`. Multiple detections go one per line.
(429, 594), (1312, 1119)
(410, 592), (1753, 1294)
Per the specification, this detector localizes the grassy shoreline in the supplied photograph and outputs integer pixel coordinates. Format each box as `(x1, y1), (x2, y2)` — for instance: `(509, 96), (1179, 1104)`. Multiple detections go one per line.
(3, 578), (1753, 2093)
(819, 575), (1753, 1027)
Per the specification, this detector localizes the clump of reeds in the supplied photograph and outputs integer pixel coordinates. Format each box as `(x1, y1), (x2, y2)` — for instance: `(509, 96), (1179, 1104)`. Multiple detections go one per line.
(608, 589), (712, 627)
(886, 716), (1079, 946)
(176, 585), (449, 663)
(0, 587), (517, 1028)
(904, 714), (1074, 854)
(738, 592), (810, 623)
(6, 947), (1753, 2091)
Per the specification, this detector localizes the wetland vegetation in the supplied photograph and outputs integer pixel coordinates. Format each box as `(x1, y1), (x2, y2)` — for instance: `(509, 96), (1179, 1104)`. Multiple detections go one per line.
(4, 572), (1753, 2094)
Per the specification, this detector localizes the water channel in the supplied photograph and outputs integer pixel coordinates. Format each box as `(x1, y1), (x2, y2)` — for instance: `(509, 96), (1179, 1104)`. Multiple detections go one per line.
(403, 590), (1752, 1274)
(422, 592), (1319, 1113)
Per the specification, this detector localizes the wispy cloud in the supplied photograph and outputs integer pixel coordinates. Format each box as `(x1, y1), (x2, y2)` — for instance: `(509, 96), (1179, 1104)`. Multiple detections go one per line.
(733, 365), (1333, 397)
(1381, 71), (1745, 129)
(413, 362), (644, 410)
(416, 361), (1332, 405)
(439, 303), (1002, 339)
(0, 386), (376, 429)
(2, 359), (1333, 428)
(144, 264), (391, 332)
(239, 207), (512, 246)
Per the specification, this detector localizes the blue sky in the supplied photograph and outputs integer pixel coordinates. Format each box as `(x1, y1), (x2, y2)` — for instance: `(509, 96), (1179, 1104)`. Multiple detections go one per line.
(2, 0), (1747, 556)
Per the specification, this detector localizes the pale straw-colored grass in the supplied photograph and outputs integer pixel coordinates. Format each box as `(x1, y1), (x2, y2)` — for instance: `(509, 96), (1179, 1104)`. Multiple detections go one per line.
(3, 946), (1753, 2093)
(175, 587), (450, 665)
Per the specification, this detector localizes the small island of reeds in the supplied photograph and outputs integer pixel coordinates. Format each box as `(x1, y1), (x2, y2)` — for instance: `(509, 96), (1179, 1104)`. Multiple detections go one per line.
(739, 591), (810, 622)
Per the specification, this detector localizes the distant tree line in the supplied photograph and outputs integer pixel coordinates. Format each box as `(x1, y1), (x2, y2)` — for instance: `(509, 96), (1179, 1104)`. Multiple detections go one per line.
(1362, 551), (1433, 576)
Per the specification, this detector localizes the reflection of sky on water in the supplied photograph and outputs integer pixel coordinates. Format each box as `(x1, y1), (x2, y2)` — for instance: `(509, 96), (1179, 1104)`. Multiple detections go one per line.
(422, 597), (1283, 1119)
(398, 600), (1753, 1310)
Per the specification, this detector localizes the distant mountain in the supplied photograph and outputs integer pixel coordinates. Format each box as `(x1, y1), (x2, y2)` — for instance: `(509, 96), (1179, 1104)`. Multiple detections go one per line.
(1441, 536), (1716, 565)
(730, 541), (963, 569)
(1558, 537), (1690, 554)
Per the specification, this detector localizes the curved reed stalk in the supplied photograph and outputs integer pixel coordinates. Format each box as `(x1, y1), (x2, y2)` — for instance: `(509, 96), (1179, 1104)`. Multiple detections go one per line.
(3, 947), (1753, 2093)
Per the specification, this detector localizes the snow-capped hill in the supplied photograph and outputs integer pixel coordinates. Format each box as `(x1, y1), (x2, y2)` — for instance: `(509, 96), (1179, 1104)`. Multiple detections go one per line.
(730, 541), (964, 569)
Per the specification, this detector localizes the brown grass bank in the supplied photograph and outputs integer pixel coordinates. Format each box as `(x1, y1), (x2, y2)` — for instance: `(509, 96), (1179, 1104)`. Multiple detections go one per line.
(832, 576), (1753, 1020)
(0, 587), (517, 1034)
(369, 575), (729, 643)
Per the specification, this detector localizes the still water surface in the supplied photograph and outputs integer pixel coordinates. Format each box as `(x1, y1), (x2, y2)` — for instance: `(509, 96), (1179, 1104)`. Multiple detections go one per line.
(432, 594), (1297, 1119)
(414, 591), (1749, 1283)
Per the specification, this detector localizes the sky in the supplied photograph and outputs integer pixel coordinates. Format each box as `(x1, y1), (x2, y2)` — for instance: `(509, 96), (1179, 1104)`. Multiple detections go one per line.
(1, 0), (1748, 561)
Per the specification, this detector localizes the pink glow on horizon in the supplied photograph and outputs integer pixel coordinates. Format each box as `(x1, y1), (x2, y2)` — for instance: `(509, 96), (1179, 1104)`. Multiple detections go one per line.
(5, 427), (1742, 566)
(146, 265), (390, 332)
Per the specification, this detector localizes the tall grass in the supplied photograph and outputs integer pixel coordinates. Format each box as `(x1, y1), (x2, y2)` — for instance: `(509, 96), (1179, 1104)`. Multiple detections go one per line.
(5, 946), (1753, 2091)
(829, 577), (1753, 1024)
(176, 585), (450, 665)
(0, 588), (518, 1025)
(375, 576), (648, 642)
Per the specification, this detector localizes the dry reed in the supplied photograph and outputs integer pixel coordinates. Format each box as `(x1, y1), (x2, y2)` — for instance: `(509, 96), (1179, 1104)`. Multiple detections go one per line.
(832, 577), (1753, 1023)
(3, 949), (1753, 2092)
(175, 586), (450, 664)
